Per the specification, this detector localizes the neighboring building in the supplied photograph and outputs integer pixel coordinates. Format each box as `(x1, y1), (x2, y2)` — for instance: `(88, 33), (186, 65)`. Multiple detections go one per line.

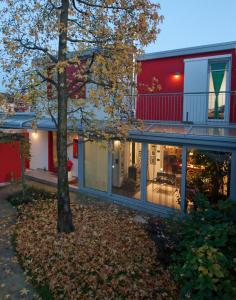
(1, 41), (236, 215)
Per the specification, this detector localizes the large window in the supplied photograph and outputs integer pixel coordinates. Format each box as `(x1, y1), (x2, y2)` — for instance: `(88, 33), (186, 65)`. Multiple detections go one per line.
(84, 142), (108, 191)
(186, 149), (231, 209)
(112, 141), (141, 199)
(146, 144), (182, 209)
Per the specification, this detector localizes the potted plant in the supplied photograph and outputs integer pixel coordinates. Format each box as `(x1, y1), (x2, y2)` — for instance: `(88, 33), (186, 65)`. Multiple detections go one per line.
(67, 159), (73, 181)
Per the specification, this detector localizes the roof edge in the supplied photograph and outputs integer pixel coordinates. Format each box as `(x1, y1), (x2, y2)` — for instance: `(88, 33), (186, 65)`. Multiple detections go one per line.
(138, 41), (236, 61)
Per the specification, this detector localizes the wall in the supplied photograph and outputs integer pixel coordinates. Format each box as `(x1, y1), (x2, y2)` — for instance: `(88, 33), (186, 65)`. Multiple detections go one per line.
(0, 142), (21, 184)
(48, 132), (79, 177)
(29, 130), (48, 170)
(67, 134), (78, 177)
(137, 49), (236, 122)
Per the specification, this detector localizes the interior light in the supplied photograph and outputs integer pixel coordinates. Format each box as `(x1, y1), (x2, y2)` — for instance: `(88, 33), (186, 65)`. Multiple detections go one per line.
(32, 130), (38, 139)
(114, 140), (120, 147)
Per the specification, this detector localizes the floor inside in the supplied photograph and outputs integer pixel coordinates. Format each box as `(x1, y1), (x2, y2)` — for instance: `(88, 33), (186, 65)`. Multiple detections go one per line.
(112, 182), (180, 210)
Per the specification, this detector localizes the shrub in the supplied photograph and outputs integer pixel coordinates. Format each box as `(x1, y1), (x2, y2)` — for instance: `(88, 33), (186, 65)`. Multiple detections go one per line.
(7, 186), (56, 207)
(171, 194), (236, 299)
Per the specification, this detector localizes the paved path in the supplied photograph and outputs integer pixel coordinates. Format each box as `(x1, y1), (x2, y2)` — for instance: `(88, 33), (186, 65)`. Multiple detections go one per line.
(0, 185), (38, 300)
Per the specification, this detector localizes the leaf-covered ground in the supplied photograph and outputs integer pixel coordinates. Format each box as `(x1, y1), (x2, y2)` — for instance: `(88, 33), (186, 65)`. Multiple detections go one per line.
(14, 199), (178, 299)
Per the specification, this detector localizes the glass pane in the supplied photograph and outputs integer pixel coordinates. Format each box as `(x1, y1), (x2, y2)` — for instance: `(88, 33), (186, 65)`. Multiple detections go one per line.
(112, 141), (141, 199)
(84, 142), (108, 191)
(146, 144), (182, 209)
(208, 62), (227, 120)
(149, 124), (189, 135)
(186, 149), (231, 210)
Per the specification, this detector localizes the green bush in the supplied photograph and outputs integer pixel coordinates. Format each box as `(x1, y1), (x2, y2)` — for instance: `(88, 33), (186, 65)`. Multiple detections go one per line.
(171, 194), (236, 299)
(7, 186), (56, 207)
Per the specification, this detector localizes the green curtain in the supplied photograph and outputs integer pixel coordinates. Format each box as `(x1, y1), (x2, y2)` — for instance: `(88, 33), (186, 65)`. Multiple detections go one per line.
(211, 62), (226, 119)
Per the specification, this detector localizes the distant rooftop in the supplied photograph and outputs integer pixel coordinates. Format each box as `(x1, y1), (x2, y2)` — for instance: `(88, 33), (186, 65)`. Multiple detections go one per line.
(138, 40), (236, 61)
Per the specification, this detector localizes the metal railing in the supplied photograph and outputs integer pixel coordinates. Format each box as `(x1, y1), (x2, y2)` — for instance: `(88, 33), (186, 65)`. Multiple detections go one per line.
(136, 91), (236, 124)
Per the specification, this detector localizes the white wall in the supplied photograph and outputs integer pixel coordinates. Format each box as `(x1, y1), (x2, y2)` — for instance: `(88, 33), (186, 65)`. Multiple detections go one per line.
(29, 130), (48, 170)
(67, 135), (78, 177)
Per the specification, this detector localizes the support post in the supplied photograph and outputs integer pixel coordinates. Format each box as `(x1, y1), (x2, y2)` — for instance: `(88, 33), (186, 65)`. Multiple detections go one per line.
(20, 141), (26, 198)
(230, 150), (236, 201)
(181, 146), (187, 213)
(108, 141), (112, 195)
(140, 143), (147, 202)
(78, 139), (84, 189)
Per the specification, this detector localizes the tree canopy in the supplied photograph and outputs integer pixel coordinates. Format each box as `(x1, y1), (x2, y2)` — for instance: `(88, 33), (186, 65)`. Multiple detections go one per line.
(1, 0), (162, 133)
(0, 0), (162, 232)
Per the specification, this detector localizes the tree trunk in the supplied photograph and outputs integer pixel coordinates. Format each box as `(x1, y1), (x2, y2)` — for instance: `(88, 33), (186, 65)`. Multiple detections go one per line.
(57, 0), (74, 233)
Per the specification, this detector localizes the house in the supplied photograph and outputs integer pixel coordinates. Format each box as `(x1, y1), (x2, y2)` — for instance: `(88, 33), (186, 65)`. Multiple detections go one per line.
(0, 41), (236, 215)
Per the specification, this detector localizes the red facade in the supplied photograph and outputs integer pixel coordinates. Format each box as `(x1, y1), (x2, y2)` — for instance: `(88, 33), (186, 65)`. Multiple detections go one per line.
(137, 49), (236, 122)
(0, 142), (21, 183)
(0, 132), (30, 184)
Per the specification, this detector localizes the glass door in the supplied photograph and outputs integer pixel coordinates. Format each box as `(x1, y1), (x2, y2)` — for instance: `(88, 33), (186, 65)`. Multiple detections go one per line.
(208, 61), (229, 121)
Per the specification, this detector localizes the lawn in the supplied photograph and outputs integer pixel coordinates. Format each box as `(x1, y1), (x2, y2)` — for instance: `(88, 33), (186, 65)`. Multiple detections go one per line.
(12, 194), (178, 299)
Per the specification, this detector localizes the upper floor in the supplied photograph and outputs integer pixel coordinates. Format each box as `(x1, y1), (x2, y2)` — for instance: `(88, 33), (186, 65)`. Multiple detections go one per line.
(2, 41), (236, 126)
(137, 41), (236, 125)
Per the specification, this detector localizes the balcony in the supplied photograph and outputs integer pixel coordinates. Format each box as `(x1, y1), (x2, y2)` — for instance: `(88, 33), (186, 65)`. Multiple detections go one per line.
(136, 91), (236, 125)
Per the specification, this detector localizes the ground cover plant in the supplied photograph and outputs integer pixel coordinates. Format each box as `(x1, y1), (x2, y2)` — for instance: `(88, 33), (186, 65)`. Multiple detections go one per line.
(13, 198), (178, 299)
(171, 194), (236, 300)
(7, 186), (56, 207)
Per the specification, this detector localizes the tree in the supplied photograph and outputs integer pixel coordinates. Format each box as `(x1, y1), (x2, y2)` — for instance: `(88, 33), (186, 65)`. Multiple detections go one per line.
(0, 0), (162, 233)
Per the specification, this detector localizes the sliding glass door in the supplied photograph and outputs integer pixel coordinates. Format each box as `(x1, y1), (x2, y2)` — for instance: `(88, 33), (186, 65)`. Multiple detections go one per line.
(112, 141), (141, 199)
(146, 144), (182, 209)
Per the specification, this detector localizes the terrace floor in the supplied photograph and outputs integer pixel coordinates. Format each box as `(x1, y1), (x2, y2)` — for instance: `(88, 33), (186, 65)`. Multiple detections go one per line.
(25, 169), (78, 190)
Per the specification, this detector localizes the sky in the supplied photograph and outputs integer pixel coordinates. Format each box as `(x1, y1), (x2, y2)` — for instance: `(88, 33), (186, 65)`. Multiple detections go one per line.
(0, 0), (236, 92)
(145, 0), (236, 53)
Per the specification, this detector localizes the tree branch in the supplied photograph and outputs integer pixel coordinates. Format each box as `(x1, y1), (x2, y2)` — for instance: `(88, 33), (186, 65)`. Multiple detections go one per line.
(36, 70), (58, 88)
(73, 0), (133, 10)
(15, 38), (58, 63)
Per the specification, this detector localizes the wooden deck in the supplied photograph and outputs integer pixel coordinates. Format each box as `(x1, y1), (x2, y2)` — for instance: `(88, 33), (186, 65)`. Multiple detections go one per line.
(25, 169), (78, 190)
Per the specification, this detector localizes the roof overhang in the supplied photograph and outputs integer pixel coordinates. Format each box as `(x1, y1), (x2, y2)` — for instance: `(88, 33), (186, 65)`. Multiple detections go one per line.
(1, 113), (236, 150)
(138, 41), (236, 61)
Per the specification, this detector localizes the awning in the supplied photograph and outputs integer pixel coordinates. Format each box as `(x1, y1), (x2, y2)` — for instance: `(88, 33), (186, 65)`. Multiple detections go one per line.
(1, 113), (236, 150)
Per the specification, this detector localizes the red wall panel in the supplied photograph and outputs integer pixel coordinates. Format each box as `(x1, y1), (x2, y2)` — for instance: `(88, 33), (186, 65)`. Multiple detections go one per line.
(0, 142), (21, 183)
(47, 63), (86, 100)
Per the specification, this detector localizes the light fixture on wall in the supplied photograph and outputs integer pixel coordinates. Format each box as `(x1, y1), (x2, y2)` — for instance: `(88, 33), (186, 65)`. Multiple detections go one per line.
(173, 72), (181, 79)
(32, 130), (38, 139)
